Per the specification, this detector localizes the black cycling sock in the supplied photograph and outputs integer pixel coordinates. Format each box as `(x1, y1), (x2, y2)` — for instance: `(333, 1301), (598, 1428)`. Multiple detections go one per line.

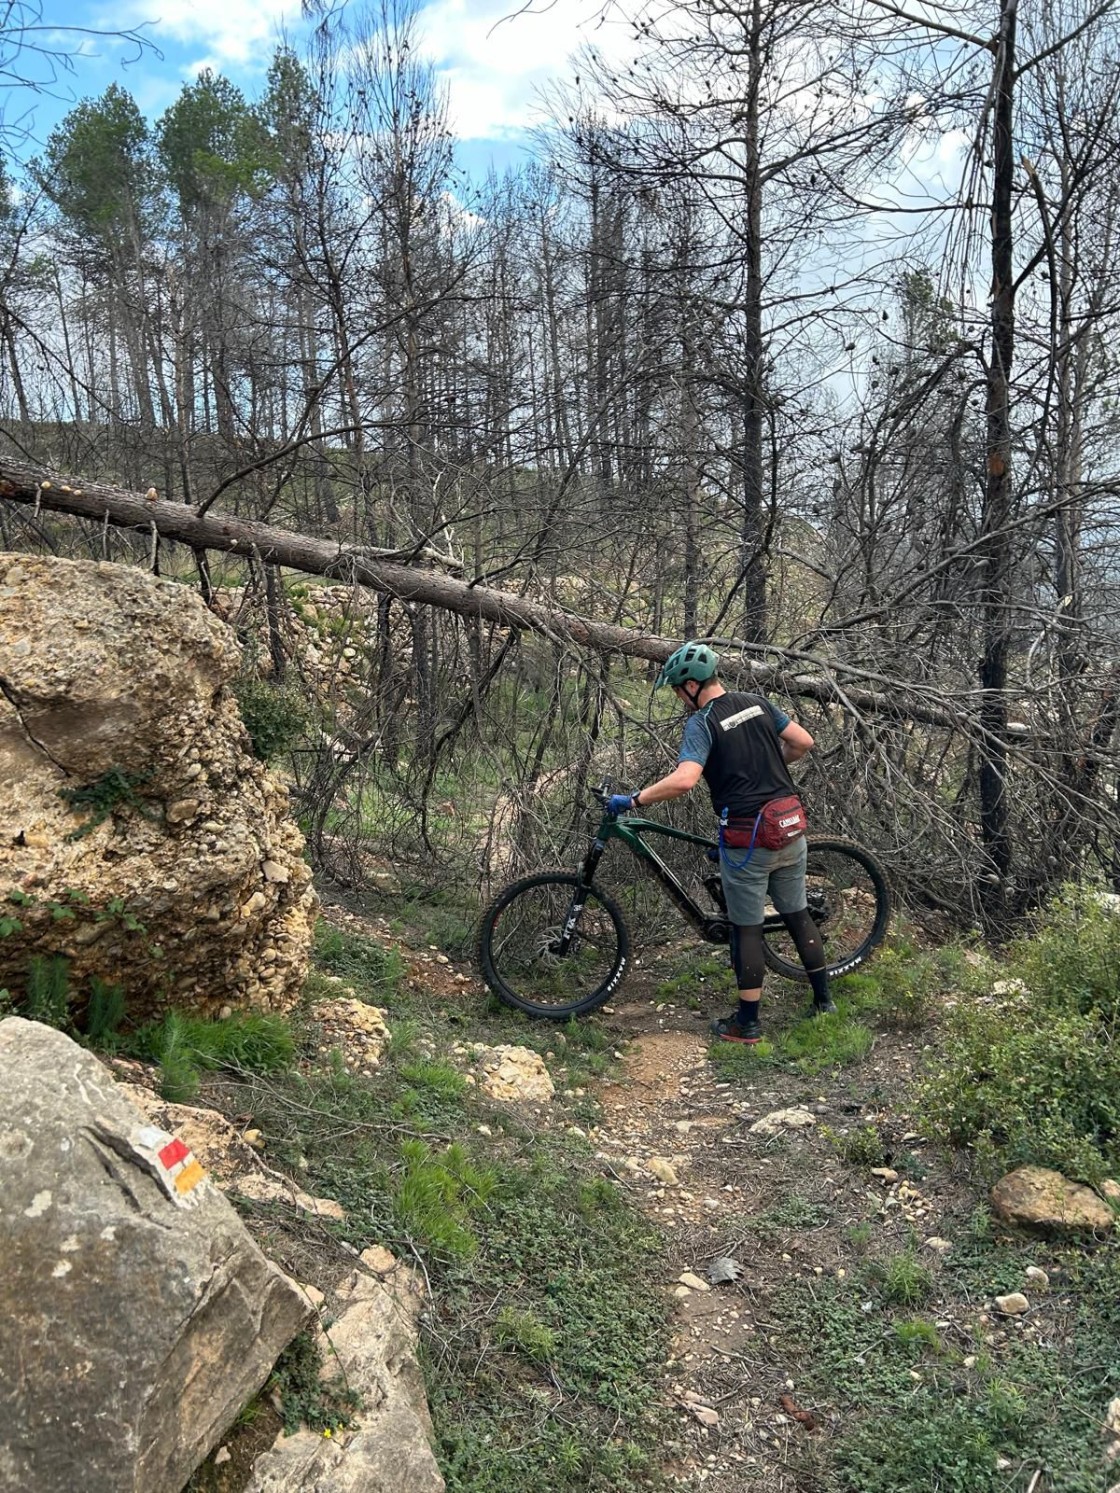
(737, 998), (760, 1027)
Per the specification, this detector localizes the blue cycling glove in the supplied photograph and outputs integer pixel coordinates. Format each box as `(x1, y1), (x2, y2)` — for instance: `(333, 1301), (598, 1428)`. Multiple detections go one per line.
(607, 793), (636, 816)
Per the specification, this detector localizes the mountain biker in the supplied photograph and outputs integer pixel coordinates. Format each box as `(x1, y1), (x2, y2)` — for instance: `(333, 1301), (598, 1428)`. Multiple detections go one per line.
(606, 641), (836, 1044)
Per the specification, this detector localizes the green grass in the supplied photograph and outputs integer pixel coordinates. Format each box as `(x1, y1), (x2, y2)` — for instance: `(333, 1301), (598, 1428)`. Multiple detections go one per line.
(780, 1230), (1120, 1493)
(835, 931), (971, 1029)
(432, 1140), (668, 1491)
(125, 1010), (296, 1101)
(654, 950), (735, 1003)
(918, 886), (1120, 1181)
(216, 924), (667, 1490)
(878, 1250), (934, 1306)
(823, 1122), (886, 1168)
(708, 1003), (873, 1076)
(312, 922), (406, 1001)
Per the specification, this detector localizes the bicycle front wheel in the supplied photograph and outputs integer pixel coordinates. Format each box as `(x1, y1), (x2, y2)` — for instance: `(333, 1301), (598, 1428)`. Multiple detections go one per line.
(478, 872), (630, 1019)
(761, 838), (891, 981)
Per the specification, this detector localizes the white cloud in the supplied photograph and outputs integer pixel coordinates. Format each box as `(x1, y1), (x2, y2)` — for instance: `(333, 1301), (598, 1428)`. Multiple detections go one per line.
(107, 0), (303, 70)
(417, 0), (634, 140)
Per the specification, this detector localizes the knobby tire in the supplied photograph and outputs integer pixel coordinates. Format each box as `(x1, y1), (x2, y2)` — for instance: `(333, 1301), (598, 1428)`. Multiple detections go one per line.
(477, 871), (630, 1019)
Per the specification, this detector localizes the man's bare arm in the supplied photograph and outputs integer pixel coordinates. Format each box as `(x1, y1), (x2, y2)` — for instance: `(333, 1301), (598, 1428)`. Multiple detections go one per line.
(780, 722), (814, 764)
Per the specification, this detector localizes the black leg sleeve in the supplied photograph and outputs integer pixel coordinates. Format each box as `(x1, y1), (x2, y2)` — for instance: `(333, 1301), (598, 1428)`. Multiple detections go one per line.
(729, 923), (767, 991)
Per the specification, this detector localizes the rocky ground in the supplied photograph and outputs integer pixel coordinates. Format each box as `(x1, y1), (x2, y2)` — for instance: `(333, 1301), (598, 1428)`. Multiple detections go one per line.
(310, 902), (1116, 1493)
(149, 891), (1118, 1493)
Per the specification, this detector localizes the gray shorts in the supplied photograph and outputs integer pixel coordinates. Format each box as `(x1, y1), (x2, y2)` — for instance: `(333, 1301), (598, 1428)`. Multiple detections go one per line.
(720, 835), (808, 926)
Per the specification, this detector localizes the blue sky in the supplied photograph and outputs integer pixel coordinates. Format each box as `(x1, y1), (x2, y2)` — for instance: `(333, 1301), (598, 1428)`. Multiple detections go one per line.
(11, 0), (624, 173)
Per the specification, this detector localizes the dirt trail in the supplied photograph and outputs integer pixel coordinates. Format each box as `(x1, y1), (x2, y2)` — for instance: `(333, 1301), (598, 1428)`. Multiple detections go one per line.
(320, 898), (969, 1493)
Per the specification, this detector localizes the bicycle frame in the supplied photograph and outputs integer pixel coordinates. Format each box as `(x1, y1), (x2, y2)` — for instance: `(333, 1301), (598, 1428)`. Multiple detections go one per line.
(560, 810), (734, 950)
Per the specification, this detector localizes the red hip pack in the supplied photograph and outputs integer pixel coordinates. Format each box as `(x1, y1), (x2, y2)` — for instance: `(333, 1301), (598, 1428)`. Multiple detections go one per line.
(722, 795), (808, 850)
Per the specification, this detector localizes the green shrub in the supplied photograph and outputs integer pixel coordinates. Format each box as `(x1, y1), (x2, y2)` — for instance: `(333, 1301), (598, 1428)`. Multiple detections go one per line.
(826, 1123), (886, 1168)
(837, 933), (970, 1029)
(85, 977), (126, 1047)
(24, 954), (70, 1026)
(1013, 884), (1120, 1020)
(918, 886), (1120, 1181)
(269, 1331), (361, 1435)
(234, 675), (312, 762)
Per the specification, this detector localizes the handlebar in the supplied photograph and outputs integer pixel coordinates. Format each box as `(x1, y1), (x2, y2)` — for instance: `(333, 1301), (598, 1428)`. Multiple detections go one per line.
(589, 778), (612, 808)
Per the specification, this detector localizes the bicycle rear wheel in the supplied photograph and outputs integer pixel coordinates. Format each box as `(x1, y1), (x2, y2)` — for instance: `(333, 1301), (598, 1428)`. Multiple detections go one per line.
(478, 872), (630, 1018)
(761, 838), (891, 981)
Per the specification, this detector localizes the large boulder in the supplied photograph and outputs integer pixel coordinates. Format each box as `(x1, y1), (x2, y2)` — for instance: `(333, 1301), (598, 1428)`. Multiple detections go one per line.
(0, 1018), (311, 1493)
(0, 553), (316, 1018)
(991, 1165), (1116, 1235)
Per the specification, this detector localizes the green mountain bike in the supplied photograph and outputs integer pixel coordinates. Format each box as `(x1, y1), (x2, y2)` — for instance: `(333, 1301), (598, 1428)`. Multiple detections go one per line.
(478, 781), (891, 1019)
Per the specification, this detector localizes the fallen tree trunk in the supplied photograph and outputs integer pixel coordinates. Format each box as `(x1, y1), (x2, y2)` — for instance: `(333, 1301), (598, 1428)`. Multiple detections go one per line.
(0, 456), (969, 729)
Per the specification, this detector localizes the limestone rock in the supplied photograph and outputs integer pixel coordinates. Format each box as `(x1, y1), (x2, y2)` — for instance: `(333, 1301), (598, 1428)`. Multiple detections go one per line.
(318, 997), (397, 1068)
(749, 1106), (817, 1136)
(991, 1166), (1115, 1235)
(114, 1085), (262, 1177)
(245, 1266), (445, 1493)
(0, 1018), (310, 1493)
(993, 1292), (1030, 1315)
(120, 1085), (346, 1220)
(474, 1045), (554, 1103)
(648, 1156), (680, 1186)
(0, 554), (316, 1019)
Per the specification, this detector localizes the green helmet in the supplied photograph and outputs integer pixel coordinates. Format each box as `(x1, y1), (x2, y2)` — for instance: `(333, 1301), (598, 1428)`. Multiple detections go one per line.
(655, 641), (719, 690)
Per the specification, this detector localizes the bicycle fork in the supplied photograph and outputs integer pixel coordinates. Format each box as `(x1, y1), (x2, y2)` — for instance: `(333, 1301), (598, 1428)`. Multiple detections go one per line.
(551, 838), (606, 956)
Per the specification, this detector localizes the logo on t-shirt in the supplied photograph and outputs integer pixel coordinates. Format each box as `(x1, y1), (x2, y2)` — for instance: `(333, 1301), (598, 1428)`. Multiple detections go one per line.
(718, 705), (765, 731)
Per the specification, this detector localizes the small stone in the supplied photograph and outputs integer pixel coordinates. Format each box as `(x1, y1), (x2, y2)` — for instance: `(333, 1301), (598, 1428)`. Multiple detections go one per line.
(261, 860), (289, 883)
(165, 798), (200, 825)
(476, 1124), (492, 1137)
(648, 1157), (680, 1186)
(1024, 1266), (1049, 1289)
(925, 1236), (952, 1253)
(993, 1292), (1030, 1315)
(871, 1167), (899, 1181)
(1101, 1179), (1120, 1202)
(360, 1245), (397, 1275)
(240, 891), (268, 919)
(750, 1107), (816, 1136)
(678, 1272), (711, 1293)
(242, 1128), (264, 1149)
(214, 1447), (232, 1466)
(690, 1405), (720, 1427)
(218, 1005), (233, 1020)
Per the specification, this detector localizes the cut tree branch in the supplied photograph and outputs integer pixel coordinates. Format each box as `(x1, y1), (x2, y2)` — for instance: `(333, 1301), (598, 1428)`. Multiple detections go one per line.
(0, 457), (973, 731)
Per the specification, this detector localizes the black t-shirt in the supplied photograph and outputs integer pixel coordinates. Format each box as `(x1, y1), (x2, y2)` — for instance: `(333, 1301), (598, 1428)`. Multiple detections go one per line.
(679, 690), (796, 818)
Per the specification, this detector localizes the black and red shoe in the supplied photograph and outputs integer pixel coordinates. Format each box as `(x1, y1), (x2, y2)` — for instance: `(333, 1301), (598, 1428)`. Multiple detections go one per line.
(710, 1014), (762, 1044)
